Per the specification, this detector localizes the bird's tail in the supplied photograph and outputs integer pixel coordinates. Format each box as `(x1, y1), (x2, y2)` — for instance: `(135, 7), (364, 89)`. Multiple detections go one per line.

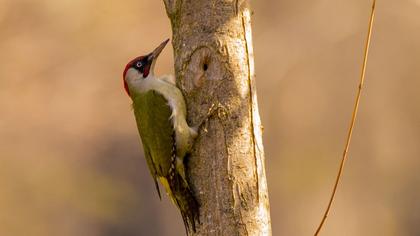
(171, 171), (200, 235)
(159, 171), (199, 235)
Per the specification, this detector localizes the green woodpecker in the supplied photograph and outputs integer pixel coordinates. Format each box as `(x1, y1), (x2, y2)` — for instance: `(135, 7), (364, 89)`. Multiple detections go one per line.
(123, 39), (199, 233)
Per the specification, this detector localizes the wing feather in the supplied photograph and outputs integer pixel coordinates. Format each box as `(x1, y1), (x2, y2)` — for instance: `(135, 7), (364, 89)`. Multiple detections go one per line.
(131, 89), (199, 233)
(132, 90), (174, 178)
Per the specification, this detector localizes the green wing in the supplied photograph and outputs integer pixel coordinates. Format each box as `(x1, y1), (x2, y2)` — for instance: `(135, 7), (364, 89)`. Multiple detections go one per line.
(132, 90), (175, 195)
(132, 90), (199, 233)
(142, 145), (162, 199)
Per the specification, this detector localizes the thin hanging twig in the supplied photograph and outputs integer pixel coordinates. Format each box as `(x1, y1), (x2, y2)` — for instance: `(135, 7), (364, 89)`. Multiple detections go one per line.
(314, 1), (377, 235)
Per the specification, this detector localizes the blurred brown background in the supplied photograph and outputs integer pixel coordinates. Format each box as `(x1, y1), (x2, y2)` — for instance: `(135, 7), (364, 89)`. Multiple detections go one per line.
(1, 0), (419, 235)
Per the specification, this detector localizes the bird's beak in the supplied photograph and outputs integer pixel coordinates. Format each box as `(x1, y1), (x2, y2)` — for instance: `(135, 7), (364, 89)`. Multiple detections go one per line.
(148, 38), (169, 61)
(146, 39), (169, 76)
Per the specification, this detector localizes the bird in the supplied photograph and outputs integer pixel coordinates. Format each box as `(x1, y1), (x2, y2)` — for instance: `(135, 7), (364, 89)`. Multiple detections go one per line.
(122, 39), (199, 234)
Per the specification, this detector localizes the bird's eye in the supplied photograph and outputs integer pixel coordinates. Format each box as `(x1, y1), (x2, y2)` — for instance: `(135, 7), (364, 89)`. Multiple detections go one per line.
(136, 61), (142, 68)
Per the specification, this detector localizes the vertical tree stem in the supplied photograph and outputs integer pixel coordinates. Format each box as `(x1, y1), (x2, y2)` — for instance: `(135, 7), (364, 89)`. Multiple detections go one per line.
(163, 0), (272, 235)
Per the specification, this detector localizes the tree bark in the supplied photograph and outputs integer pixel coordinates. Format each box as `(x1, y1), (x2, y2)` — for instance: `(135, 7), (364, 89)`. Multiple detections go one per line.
(162, 1), (271, 235)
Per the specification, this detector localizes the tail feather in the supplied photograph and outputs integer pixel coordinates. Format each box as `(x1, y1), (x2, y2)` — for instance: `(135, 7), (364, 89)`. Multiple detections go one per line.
(170, 172), (199, 235)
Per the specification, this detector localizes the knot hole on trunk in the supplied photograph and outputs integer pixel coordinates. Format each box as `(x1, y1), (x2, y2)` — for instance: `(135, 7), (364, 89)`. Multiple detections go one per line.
(182, 47), (223, 94)
(202, 56), (210, 72)
(182, 46), (225, 123)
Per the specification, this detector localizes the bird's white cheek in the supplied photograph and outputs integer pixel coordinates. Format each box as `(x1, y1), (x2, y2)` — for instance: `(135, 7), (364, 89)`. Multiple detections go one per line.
(126, 68), (142, 81)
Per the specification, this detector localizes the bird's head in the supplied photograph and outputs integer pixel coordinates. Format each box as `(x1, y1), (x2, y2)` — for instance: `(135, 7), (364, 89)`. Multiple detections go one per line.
(123, 38), (169, 96)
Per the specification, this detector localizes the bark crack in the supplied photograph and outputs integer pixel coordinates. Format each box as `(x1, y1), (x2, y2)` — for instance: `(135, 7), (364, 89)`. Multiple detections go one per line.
(211, 128), (223, 235)
(241, 7), (259, 203)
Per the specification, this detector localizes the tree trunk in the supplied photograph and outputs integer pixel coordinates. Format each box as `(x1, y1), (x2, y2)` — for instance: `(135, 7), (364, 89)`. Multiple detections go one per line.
(163, 1), (271, 235)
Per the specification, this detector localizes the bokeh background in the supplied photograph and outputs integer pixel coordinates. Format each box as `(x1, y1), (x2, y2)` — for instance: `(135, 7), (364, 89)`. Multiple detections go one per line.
(1, 0), (419, 235)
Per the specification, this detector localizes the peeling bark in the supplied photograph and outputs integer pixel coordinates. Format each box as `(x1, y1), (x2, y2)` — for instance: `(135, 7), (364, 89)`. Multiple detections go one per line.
(162, 0), (271, 235)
